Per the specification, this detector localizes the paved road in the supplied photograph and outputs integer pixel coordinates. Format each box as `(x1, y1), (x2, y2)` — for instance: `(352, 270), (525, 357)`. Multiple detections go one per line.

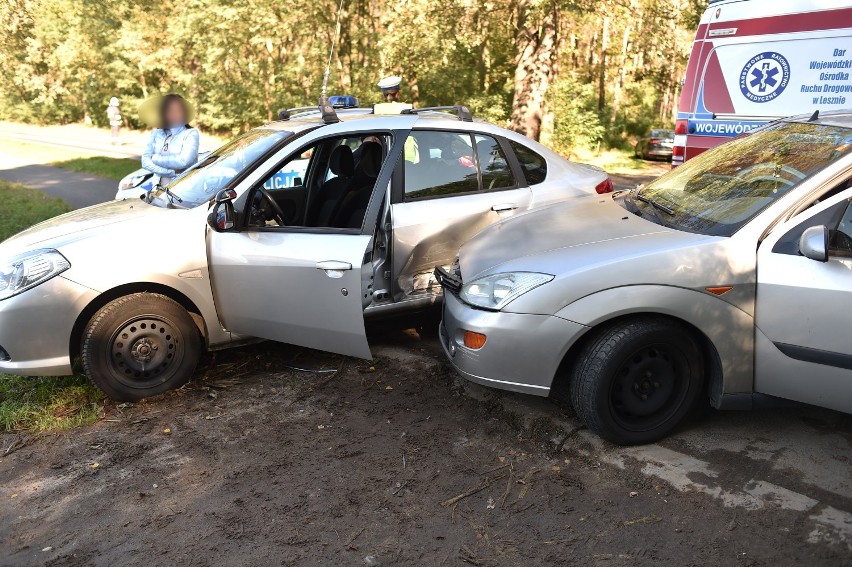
(0, 121), (222, 159)
(0, 163), (116, 209)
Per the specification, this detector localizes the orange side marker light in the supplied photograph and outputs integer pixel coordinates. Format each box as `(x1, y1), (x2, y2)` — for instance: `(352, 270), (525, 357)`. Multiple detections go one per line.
(463, 331), (487, 349)
(705, 286), (733, 296)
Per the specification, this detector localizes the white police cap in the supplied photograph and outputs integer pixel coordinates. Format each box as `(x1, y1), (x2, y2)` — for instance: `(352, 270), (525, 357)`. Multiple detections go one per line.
(377, 76), (402, 91)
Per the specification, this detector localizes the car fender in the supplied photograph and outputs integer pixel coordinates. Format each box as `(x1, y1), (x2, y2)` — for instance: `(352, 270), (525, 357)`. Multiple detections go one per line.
(554, 284), (754, 397)
(58, 209), (232, 348)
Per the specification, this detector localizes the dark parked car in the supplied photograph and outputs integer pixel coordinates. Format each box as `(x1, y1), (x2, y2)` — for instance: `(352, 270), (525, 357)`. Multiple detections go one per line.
(635, 129), (674, 161)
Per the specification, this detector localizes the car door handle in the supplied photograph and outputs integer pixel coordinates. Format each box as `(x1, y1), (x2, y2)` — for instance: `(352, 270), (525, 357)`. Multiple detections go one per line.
(316, 260), (353, 277)
(491, 203), (518, 213)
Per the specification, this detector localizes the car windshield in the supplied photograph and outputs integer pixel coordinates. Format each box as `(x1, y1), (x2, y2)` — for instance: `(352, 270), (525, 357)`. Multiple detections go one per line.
(151, 128), (293, 208)
(625, 122), (852, 236)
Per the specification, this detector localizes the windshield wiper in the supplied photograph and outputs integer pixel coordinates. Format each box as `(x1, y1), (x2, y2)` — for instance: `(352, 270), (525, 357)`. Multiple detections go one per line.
(163, 186), (183, 204)
(635, 193), (674, 215)
(634, 192), (674, 228)
(148, 184), (188, 209)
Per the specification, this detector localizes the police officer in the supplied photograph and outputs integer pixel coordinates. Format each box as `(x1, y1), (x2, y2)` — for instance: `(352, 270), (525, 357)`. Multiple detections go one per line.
(373, 76), (412, 115)
(373, 76), (418, 161)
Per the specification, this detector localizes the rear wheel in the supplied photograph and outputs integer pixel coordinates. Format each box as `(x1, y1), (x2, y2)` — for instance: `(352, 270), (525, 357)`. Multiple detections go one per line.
(81, 293), (202, 401)
(570, 317), (704, 445)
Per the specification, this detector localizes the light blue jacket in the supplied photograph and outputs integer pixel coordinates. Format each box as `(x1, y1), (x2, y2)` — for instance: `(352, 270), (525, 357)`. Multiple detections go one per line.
(141, 125), (200, 185)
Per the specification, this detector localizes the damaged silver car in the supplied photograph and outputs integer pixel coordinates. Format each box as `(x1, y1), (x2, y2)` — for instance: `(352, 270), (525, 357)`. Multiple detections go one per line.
(0, 105), (609, 400)
(439, 110), (852, 445)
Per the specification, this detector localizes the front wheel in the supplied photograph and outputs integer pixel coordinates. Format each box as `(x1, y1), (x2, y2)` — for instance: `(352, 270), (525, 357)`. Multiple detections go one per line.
(81, 293), (202, 401)
(570, 317), (704, 445)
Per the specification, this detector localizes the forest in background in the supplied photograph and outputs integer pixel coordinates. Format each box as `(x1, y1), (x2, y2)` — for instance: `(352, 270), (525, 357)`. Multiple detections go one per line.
(0, 0), (706, 154)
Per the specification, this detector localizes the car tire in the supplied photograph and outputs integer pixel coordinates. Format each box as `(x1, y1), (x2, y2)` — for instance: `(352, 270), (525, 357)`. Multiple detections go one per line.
(81, 293), (202, 401)
(570, 317), (704, 445)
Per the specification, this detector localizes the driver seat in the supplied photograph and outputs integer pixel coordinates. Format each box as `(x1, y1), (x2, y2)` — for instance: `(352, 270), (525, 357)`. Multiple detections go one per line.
(331, 141), (383, 229)
(310, 145), (355, 226)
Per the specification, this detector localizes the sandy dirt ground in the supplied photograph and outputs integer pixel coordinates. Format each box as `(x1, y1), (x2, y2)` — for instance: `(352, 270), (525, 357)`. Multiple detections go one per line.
(1, 321), (850, 567)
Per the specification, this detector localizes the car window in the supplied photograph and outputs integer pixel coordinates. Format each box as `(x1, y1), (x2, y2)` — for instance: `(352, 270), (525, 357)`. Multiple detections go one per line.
(250, 133), (389, 230)
(830, 199), (852, 257)
(403, 131), (478, 201)
(651, 129), (675, 140)
(474, 135), (516, 191)
(263, 148), (312, 191)
(509, 140), (547, 185)
(627, 122), (852, 236)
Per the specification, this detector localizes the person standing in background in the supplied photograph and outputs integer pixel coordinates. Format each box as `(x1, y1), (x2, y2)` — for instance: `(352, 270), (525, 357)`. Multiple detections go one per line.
(141, 94), (200, 187)
(107, 97), (122, 144)
(373, 76), (418, 161)
(373, 76), (412, 115)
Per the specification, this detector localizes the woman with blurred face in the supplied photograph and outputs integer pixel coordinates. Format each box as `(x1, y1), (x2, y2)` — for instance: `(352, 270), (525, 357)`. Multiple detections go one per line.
(141, 94), (200, 187)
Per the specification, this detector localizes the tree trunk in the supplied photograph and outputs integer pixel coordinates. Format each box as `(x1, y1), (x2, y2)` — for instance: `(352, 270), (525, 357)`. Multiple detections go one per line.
(510, 0), (559, 142)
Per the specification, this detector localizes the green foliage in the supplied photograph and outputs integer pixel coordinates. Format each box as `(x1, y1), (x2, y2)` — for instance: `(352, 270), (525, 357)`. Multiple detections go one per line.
(0, 179), (69, 241)
(0, 0), (697, 157)
(0, 374), (103, 432)
(548, 76), (605, 157)
(50, 156), (140, 180)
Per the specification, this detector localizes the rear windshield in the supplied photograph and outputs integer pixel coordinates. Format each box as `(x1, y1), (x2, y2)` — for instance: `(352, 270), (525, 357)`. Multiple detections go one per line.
(623, 121), (852, 236)
(650, 130), (674, 140)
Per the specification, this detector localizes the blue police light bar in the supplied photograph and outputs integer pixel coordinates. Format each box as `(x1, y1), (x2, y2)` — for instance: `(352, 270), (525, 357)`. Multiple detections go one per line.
(328, 95), (359, 108)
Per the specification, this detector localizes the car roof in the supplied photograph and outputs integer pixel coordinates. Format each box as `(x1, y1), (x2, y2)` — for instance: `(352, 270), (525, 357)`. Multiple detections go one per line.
(251, 105), (571, 167)
(784, 109), (852, 129)
(254, 106), (536, 135)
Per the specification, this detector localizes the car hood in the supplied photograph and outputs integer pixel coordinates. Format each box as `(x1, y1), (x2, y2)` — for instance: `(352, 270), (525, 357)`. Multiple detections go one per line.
(0, 199), (168, 255)
(459, 194), (675, 279)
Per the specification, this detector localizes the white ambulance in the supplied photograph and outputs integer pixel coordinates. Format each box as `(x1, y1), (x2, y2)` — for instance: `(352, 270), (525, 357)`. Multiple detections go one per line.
(673, 0), (852, 166)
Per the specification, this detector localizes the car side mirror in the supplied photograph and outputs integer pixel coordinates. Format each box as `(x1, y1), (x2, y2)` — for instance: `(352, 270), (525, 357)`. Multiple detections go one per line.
(799, 225), (829, 262)
(207, 189), (237, 232)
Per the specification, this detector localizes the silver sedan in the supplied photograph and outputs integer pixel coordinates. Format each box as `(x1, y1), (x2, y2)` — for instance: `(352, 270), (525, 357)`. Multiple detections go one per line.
(439, 109), (852, 445)
(0, 106), (608, 401)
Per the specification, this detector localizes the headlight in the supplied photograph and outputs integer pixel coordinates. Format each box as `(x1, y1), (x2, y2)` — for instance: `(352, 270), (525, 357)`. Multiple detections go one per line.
(0, 249), (70, 301)
(459, 272), (553, 310)
(118, 173), (151, 191)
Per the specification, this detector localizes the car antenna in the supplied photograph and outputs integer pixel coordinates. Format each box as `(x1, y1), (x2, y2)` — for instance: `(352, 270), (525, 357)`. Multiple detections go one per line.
(808, 110), (819, 122)
(318, 0), (345, 125)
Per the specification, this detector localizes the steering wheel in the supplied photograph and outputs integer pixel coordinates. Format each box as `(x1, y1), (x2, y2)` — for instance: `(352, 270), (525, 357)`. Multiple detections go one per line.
(735, 163), (806, 182)
(254, 186), (287, 226)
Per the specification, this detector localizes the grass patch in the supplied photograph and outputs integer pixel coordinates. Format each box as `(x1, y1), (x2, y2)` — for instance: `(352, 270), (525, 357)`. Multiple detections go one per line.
(0, 180), (94, 432)
(0, 139), (138, 180)
(0, 179), (102, 433)
(0, 374), (103, 432)
(49, 156), (139, 181)
(574, 147), (653, 175)
(0, 179), (70, 241)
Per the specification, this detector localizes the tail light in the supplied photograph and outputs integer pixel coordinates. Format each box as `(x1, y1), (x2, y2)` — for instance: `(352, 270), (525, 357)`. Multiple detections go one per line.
(672, 146), (685, 158)
(595, 177), (614, 194)
(650, 138), (660, 144)
(674, 120), (687, 135)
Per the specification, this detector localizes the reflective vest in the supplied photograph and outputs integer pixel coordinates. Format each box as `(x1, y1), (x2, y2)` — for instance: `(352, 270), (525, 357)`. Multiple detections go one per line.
(373, 102), (413, 115)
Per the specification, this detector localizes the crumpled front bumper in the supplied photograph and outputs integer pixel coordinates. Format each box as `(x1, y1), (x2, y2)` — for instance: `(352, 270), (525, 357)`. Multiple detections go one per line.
(0, 275), (99, 376)
(439, 290), (589, 396)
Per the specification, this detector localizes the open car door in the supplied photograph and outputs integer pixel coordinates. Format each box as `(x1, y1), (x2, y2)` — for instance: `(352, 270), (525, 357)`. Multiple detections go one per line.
(207, 230), (373, 358)
(205, 126), (409, 359)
